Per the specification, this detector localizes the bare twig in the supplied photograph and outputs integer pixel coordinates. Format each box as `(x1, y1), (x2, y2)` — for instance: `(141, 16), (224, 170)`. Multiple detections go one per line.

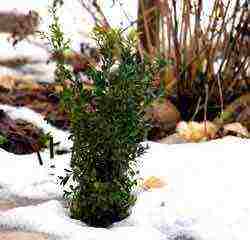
(78, 0), (110, 27)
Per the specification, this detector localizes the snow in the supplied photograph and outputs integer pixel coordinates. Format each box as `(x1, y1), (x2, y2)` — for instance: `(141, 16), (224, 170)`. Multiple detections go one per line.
(0, 104), (250, 239)
(0, 104), (71, 199)
(0, 200), (166, 240)
(0, 146), (68, 199)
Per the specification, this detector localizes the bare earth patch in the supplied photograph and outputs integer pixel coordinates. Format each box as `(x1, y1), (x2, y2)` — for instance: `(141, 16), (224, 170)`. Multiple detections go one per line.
(0, 200), (17, 212)
(0, 231), (48, 240)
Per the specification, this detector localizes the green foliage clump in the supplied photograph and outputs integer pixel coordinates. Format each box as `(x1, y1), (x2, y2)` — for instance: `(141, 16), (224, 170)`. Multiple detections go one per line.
(0, 134), (7, 145)
(49, 3), (165, 227)
(66, 28), (164, 227)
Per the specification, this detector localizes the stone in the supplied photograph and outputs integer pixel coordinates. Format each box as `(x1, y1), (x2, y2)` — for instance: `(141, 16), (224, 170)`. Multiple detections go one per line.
(145, 98), (181, 140)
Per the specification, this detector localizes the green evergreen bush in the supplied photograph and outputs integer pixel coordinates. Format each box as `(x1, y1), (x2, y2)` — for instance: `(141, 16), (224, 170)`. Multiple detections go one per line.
(49, 4), (165, 227)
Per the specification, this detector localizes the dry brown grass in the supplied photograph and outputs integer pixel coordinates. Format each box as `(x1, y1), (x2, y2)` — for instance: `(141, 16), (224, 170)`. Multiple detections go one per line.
(139, 0), (249, 121)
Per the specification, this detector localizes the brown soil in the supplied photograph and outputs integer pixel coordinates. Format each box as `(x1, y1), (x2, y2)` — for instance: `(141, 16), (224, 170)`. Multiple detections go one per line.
(0, 82), (69, 130)
(0, 231), (49, 240)
(0, 200), (17, 211)
(0, 110), (45, 154)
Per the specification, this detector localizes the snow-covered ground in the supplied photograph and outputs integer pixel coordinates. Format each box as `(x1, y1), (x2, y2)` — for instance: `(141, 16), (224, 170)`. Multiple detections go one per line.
(0, 105), (250, 240)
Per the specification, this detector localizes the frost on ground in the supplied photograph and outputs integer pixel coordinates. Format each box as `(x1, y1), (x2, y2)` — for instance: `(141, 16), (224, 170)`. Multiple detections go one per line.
(0, 105), (250, 239)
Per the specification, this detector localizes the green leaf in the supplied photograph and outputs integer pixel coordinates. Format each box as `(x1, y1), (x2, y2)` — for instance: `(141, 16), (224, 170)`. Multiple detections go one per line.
(0, 134), (7, 145)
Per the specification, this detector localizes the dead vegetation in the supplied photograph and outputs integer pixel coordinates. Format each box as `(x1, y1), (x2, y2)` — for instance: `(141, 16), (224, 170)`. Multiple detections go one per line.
(77, 0), (249, 136)
(0, 10), (39, 45)
(138, 0), (249, 127)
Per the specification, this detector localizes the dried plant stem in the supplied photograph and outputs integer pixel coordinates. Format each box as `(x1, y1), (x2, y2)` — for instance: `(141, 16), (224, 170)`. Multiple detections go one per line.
(191, 96), (202, 120)
(217, 74), (224, 118)
(78, 0), (110, 27)
(37, 151), (43, 166)
(138, 0), (154, 55)
(204, 83), (209, 133)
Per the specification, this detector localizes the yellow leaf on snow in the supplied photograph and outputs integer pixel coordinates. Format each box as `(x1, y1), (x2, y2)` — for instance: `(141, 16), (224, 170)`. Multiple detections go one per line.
(142, 176), (167, 190)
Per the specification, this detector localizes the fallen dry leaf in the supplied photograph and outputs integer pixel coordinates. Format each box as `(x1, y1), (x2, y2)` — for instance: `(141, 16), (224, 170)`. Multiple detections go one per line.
(176, 121), (218, 142)
(142, 176), (167, 190)
(223, 122), (249, 137)
(0, 75), (16, 91)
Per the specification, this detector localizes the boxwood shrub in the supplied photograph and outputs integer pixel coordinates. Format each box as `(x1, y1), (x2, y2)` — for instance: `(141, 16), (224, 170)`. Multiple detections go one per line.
(49, 4), (165, 227)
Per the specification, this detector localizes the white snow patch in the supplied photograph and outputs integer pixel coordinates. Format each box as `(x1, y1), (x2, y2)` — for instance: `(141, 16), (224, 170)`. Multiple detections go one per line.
(0, 125), (249, 239)
(0, 147), (70, 199)
(0, 105), (72, 199)
(0, 200), (167, 240)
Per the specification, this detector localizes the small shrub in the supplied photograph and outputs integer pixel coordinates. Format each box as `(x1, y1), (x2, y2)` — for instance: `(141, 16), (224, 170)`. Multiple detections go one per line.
(49, 3), (165, 227)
